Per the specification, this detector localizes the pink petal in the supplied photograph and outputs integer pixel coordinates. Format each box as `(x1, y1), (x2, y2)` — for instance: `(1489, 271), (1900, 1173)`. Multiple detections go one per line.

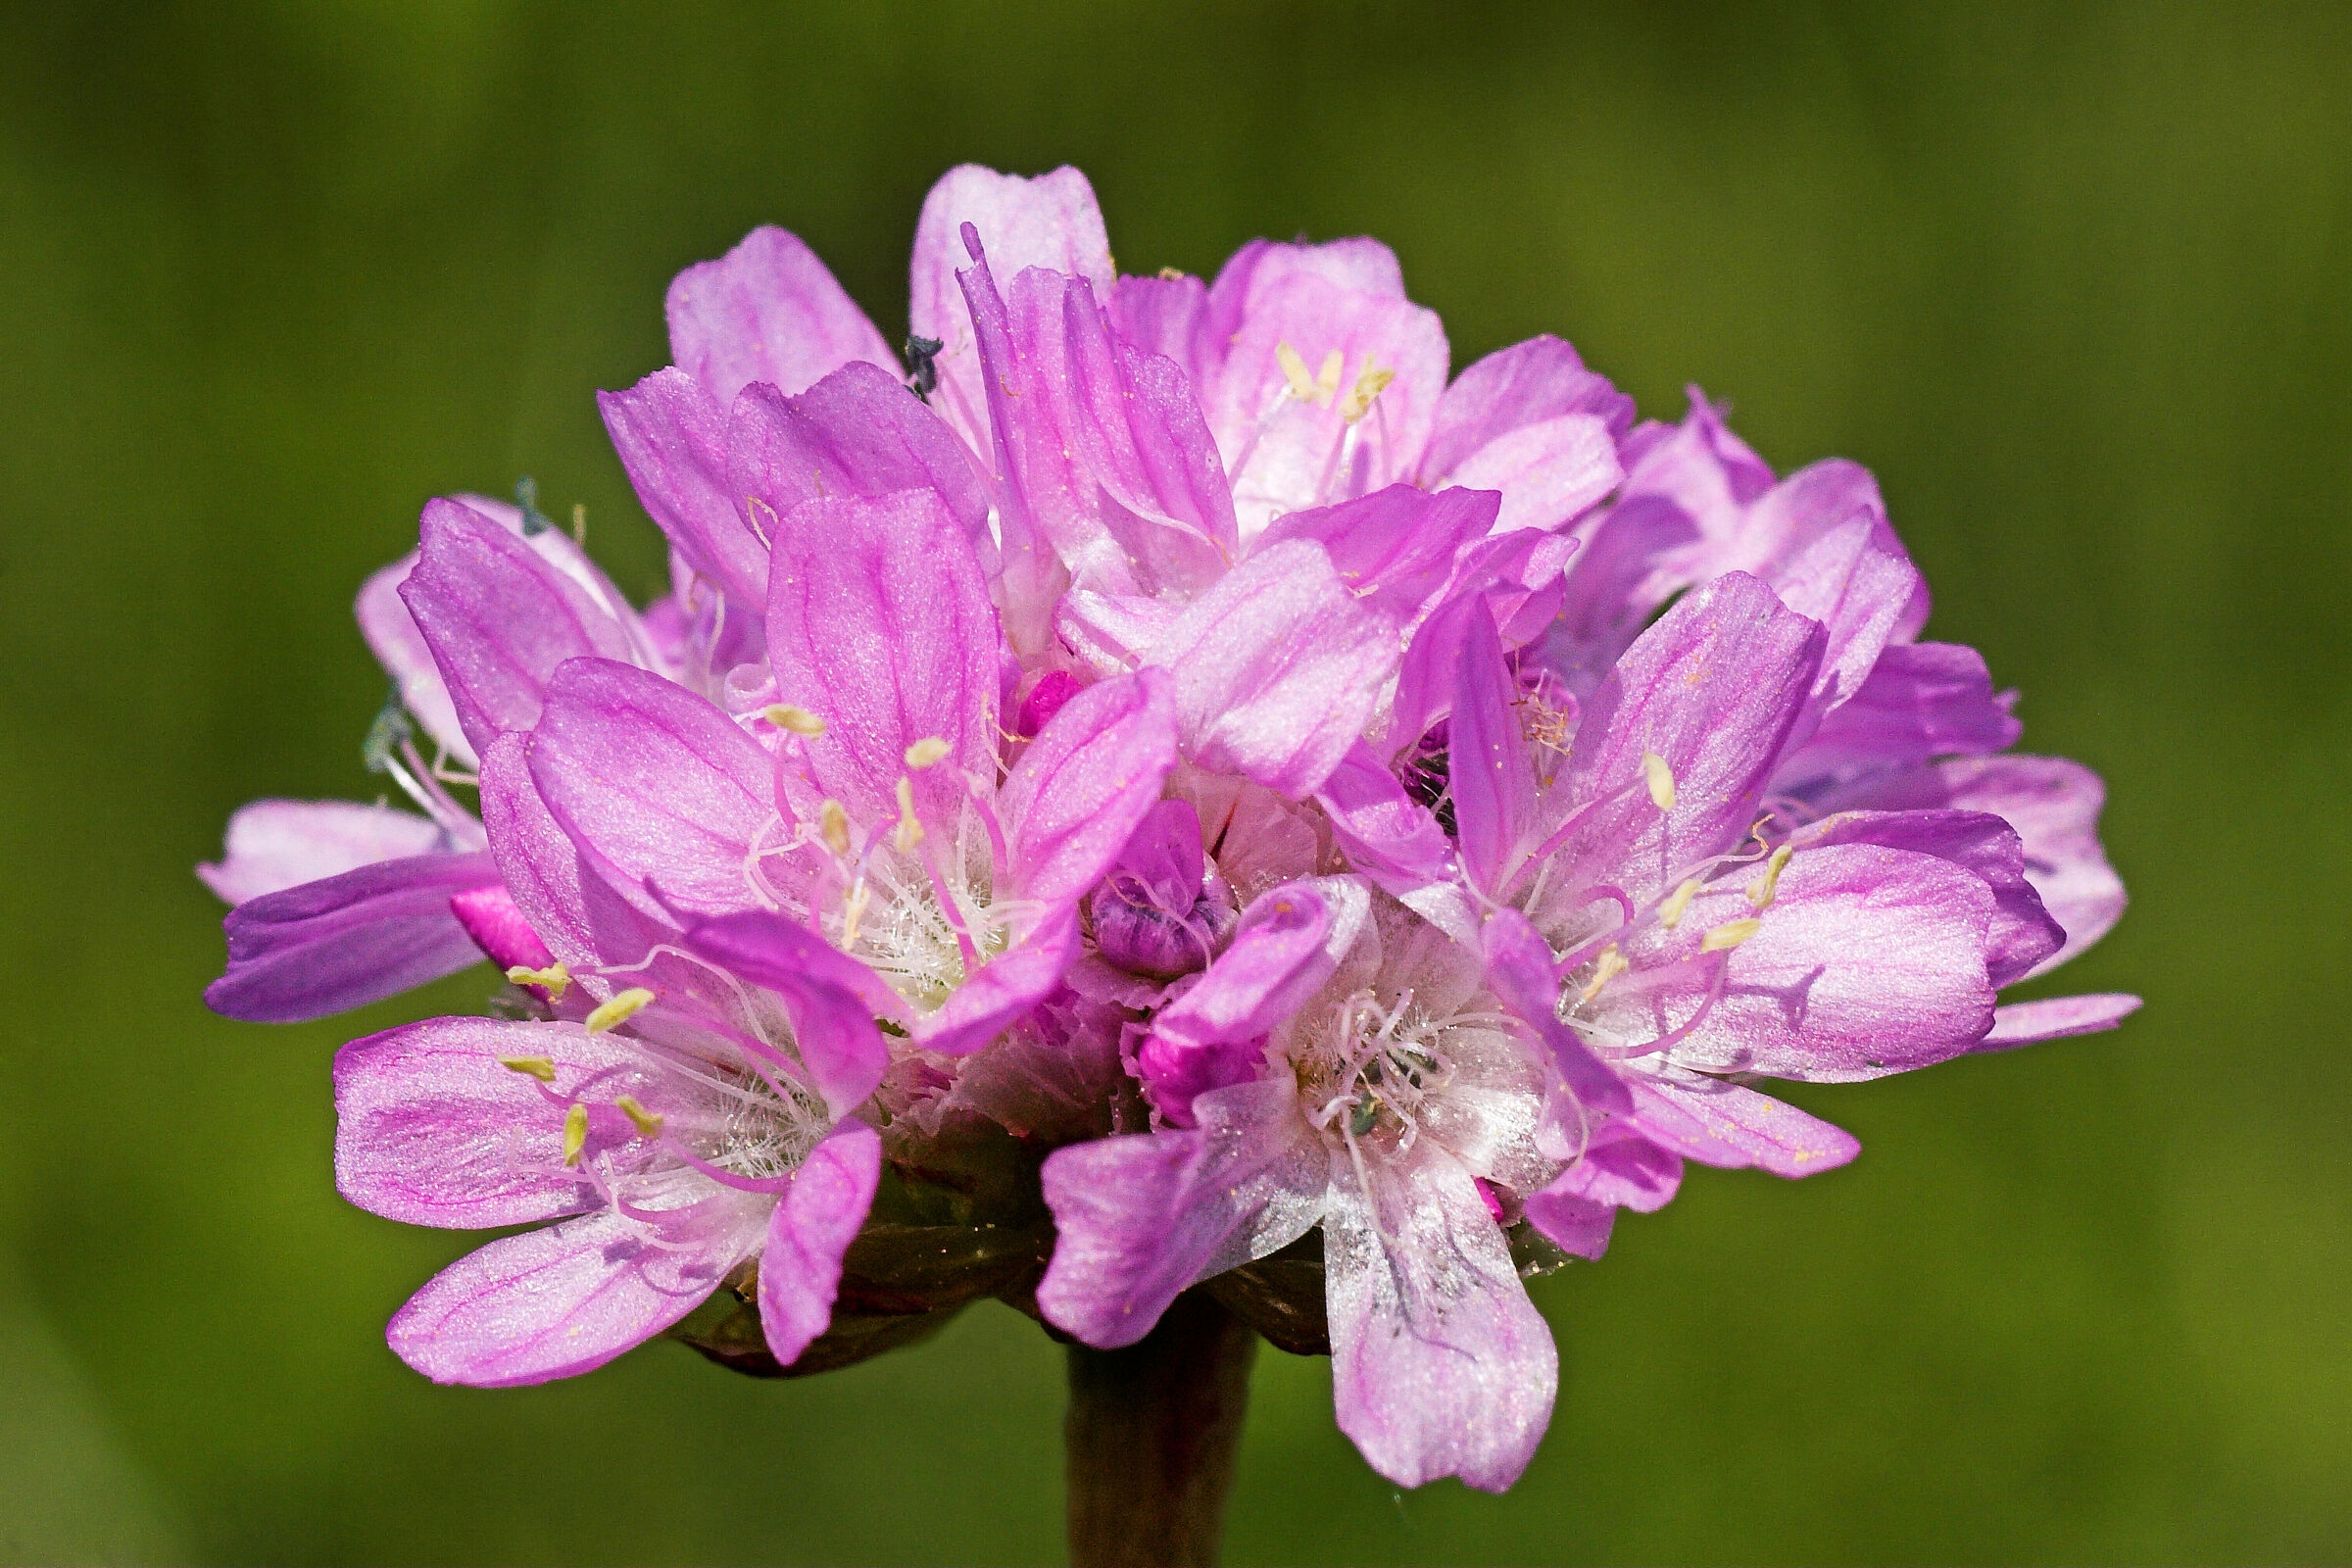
(527, 659), (772, 920)
(1000, 667), (1179, 907)
(333, 1016), (651, 1228)
(198, 799), (451, 906)
(205, 852), (498, 1023)
(1977, 993), (2142, 1050)
(759, 1120), (884, 1367)
(910, 164), (1113, 452)
(1037, 1076), (1327, 1348)
(665, 225), (895, 404)
(1422, 334), (1634, 483)
(400, 499), (637, 759)
(1613, 842), (1997, 1081)
(1324, 1145), (1556, 1494)
(765, 487), (1001, 825)
(1147, 538), (1400, 799)
(387, 1196), (765, 1387)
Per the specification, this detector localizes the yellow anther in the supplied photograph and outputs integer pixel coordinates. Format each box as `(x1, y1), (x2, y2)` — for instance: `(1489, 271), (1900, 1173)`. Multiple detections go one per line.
(1700, 917), (1762, 954)
(1276, 341), (1317, 402)
(893, 775), (924, 853)
(1577, 944), (1629, 1004)
(1337, 364), (1394, 423)
(499, 1055), (556, 1083)
(584, 986), (656, 1034)
(505, 961), (570, 1001)
(819, 799), (853, 858)
(615, 1095), (664, 1140)
(561, 1102), (589, 1166)
(1657, 877), (1702, 930)
(1746, 844), (1794, 910)
(1314, 349), (1344, 407)
(904, 736), (951, 769)
(841, 879), (871, 950)
(569, 502), (587, 546)
(764, 704), (824, 737)
(1642, 751), (1677, 811)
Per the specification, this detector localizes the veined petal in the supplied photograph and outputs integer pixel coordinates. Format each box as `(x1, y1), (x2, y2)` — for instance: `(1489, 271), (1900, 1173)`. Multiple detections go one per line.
(1254, 484), (1499, 626)
(764, 487), (1001, 824)
(1037, 1076), (1327, 1348)
(1324, 1143), (1556, 1494)
(387, 1195), (765, 1387)
(598, 368), (768, 612)
(1794, 808), (2063, 988)
(911, 164), (1113, 451)
(400, 499), (638, 759)
(1544, 572), (1825, 906)
(527, 659), (773, 921)
(1774, 641), (2021, 789)
(726, 363), (993, 567)
(1623, 1072), (1860, 1178)
(1001, 668), (1179, 908)
(665, 224), (895, 404)
(198, 799), (451, 906)
(206, 852), (497, 1023)
(1448, 600), (1538, 896)
(1423, 334), (1635, 482)
(1608, 842), (1996, 1081)
(1111, 270), (1210, 393)
(1977, 993), (2142, 1050)
(1816, 754), (2126, 977)
(1445, 414), (1621, 535)
(1147, 538), (1400, 799)
(334, 1016), (651, 1228)
(1763, 510), (1927, 724)
(759, 1119), (884, 1367)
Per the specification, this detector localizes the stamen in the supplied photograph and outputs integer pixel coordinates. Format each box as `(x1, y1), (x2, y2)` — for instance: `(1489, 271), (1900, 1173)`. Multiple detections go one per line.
(561, 1102), (589, 1166)
(841, 879), (871, 950)
(1699, 917), (1761, 954)
(1657, 878), (1702, 930)
(1578, 944), (1629, 1004)
(584, 987), (656, 1033)
(893, 776), (924, 853)
(615, 1094), (664, 1139)
(1276, 342), (1317, 402)
(904, 736), (951, 769)
(819, 800), (853, 858)
(506, 961), (570, 1001)
(764, 705), (824, 737)
(1746, 844), (1793, 909)
(743, 495), (780, 550)
(1337, 364), (1394, 423)
(499, 1055), (557, 1083)
(1314, 349), (1344, 407)
(1642, 751), (1677, 812)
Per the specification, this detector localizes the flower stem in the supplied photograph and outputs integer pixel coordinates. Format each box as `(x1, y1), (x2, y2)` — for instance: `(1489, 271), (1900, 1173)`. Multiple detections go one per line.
(1063, 1292), (1258, 1567)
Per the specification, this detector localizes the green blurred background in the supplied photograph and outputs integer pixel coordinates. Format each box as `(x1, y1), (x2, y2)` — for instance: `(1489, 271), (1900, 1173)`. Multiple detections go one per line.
(3, 2), (2346, 1562)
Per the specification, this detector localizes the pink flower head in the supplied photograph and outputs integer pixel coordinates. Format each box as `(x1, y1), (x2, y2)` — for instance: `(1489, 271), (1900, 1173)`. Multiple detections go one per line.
(201, 164), (2133, 1489)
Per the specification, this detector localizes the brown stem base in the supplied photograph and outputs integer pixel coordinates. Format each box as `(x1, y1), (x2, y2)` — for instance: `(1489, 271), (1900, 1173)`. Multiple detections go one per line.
(1063, 1293), (1258, 1568)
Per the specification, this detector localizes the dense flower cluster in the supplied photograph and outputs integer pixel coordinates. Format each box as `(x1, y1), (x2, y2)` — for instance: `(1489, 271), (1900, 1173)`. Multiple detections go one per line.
(204, 166), (2134, 1490)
